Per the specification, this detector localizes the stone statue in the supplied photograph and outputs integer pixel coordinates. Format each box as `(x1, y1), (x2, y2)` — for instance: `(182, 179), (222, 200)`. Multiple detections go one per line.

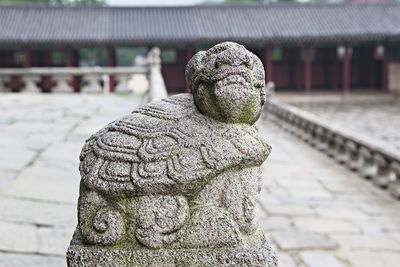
(67, 42), (277, 267)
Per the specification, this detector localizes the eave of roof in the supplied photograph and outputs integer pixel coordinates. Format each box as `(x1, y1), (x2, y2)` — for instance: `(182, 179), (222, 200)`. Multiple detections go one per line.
(0, 3), (399, 47)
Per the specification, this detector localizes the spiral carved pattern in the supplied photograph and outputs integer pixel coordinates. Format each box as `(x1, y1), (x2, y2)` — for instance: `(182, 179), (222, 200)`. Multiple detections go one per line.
(81, 207), (124, 245)
(78, 186), (125, 246)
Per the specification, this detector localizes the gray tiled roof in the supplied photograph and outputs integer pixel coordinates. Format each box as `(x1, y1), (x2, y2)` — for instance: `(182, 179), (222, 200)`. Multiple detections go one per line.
(0, 3), (399, 46)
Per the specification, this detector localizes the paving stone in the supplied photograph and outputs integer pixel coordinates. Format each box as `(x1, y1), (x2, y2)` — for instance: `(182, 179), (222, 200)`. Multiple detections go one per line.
(2, 94), (400, 265)
(0, 132), (27, 149)
(338, 250), (400, 267)
(0, 221), (38, 253)
(293, 217), (360, 234)
(390, 233), (400, 243)
(3, 165), (80, 204)
(300, 251), (346, 267)
(321, 181), (365, 194)
(0, 196), (76, 226)
(25, 133), (65, 149)
(314, 206), (371, 220)
(260, 216), (293, 231)
(278, 252), (298, 267)
(263, 204), (315, 216)
(270, 231), (337, 250)
(0, 148), (37, 171)
(0, 252), (65, 267)
(275, 178), (322, 189)
(355, 219), (400, 235)
(287, 187), (333, 200)
(38, 226), (75, 256)
(37, 141), (82, 170)
(356, 201), (400, 216)
(330, 233), (400, 251)
(0, 169), (18, 189)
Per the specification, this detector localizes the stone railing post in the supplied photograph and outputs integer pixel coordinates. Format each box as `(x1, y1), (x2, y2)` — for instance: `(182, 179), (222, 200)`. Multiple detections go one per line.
(81, 74), (103, 93)
(146, 47), (168, 103)
(333, 135), (348, 164)
(66, 42), (277, 267)
(21, 75), (41, 93)
(358, 147), (378, 179)
(301, 121), (313, 142)
(345, 140), (359, 171)
(313, 126), (327, 151)
(114, 74), (131, 93)
(53, 74), (74, 93)
(0, 76), (10, 92)
(372, 154), (392, 188)
(388, 162), (400, 199)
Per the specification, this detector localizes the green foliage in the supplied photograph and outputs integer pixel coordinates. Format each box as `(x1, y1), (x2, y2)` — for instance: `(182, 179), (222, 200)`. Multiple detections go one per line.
(224, 0), (264, 3)
(0, 0), (105, 5)
(223, 0), (301, 3)
(68, 0), (105, 6)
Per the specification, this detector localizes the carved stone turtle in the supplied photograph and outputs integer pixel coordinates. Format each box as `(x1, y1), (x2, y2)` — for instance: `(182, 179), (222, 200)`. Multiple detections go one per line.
(68, 42), (275, 266)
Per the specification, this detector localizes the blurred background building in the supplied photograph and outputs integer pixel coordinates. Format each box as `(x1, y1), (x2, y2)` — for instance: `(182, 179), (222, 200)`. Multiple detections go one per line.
(1, 2), (400, 267)
(0, 0), (399, 93)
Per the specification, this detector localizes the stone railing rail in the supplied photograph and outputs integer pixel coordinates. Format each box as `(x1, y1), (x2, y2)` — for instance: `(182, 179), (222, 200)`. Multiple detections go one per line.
(267, 99), (400, 200)
(0, 47), (167, 102)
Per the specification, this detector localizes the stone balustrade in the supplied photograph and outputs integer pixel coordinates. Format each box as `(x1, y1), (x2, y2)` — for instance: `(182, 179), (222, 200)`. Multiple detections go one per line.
(0, 66), (148, 93)
(267, 99), (400, 200)
(0, 48), (167, 100)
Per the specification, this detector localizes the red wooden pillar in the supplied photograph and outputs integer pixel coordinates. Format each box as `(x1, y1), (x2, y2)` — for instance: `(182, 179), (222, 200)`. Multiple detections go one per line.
(66, 48), (74, 67)
(185, 46), (194, 93)
(107, 46), (116, 92)
(382, 53), (389, 91)
(369, 51), (375, 90)
(42, 50), (52, 92)
(23, 47), (31, 68)
(67, 48), (80, 92)
(5, 50), (13, 67)
(304, 46), (312, 93)
(342, 46), (351, 94)
(265, 46), (273, 82)
(323, 48), (330, 88)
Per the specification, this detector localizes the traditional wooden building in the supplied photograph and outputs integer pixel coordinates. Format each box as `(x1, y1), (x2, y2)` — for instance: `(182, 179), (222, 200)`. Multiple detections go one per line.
(0, 3), (400, 93)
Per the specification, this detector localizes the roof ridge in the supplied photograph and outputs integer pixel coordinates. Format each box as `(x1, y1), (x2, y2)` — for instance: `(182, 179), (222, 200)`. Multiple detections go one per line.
(0, 2), (399, 10)
(0, 2), (399, 46)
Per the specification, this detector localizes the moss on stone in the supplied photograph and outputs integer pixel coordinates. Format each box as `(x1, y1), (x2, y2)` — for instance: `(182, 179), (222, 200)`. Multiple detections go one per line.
(238, 98), (257, 124)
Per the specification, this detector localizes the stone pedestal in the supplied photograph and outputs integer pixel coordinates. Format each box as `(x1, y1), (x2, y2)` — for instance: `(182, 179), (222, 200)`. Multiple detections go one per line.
(68, 244), (275, 267)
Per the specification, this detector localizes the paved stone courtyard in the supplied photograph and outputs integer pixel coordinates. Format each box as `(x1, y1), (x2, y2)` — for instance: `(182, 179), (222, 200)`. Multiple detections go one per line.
(0, 94), (400, 267)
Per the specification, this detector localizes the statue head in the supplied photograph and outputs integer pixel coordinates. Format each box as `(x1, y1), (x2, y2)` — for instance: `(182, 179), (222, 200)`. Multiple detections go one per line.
(185, 42), (266, 125)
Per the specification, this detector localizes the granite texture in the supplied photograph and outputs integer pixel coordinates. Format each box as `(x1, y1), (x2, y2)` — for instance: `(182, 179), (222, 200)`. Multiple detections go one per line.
(67, 42), (276, 266)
